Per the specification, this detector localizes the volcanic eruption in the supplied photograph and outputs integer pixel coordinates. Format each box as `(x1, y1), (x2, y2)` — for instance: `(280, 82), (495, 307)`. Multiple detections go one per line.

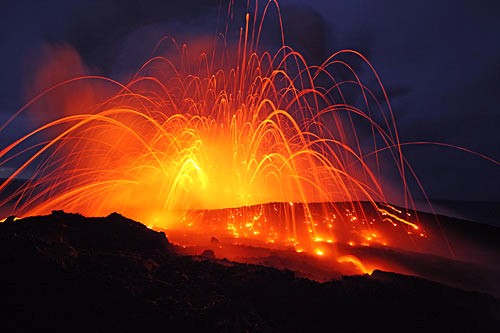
(0, 0), (498, 281)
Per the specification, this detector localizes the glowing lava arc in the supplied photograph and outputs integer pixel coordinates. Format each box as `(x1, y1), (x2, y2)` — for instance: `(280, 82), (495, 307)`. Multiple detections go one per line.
(1, 1), (423, 259)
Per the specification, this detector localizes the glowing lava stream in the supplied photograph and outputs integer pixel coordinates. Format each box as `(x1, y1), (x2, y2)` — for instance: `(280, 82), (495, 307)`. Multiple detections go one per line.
(1, 1), (432, 269)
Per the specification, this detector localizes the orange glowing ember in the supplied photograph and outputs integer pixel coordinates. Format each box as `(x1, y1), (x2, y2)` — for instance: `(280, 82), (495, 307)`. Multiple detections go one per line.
(1, 1), (434, 268)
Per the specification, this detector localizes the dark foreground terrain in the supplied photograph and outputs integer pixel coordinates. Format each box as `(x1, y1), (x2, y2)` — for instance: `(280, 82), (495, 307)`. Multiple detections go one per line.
(0, 211), (498, 332)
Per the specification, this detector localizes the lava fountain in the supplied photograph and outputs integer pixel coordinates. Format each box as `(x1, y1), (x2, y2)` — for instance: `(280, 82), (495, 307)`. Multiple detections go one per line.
(1, 1), (432, 271)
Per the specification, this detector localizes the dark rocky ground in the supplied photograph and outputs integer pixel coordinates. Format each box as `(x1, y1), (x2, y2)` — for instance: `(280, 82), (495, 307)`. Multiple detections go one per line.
(0, 211), (499, 332)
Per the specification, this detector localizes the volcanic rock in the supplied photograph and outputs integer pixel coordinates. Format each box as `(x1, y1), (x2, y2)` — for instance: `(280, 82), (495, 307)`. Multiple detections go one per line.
(0, 211), (498, 332)
(201, 249), (216, 259)
(4, 215), (15, 223)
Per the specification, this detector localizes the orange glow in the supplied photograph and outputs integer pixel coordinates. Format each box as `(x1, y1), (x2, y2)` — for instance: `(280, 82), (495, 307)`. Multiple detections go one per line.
(315, 249), (324, 256)
(338, 255), (373, 274)
(0, 1), (439, 274)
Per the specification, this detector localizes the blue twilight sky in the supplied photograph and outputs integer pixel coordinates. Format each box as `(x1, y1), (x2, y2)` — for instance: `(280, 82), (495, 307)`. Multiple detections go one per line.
(0, 0), (499, 201)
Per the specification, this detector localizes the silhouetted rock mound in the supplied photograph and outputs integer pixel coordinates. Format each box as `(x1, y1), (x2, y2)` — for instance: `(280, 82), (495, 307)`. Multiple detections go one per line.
(201, 249), (216, 259)
(0, 212), (498, 332)
(2, 210), (172, 254)
(4, 215), (15, 223)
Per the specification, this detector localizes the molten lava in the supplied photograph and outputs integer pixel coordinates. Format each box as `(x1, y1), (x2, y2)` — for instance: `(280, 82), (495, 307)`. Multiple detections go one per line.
(0, 1), (439, 273)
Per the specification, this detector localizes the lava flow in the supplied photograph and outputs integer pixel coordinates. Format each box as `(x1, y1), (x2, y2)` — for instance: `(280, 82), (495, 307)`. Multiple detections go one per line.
(1, 1), (435, 274)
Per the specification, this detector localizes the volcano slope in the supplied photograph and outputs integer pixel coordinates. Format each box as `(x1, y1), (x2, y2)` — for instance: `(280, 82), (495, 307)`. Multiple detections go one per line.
(0, 211), (498, 332)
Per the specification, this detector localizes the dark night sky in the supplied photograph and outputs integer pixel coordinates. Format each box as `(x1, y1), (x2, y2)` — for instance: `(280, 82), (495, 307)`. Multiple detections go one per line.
(0, 0), (499, 202)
